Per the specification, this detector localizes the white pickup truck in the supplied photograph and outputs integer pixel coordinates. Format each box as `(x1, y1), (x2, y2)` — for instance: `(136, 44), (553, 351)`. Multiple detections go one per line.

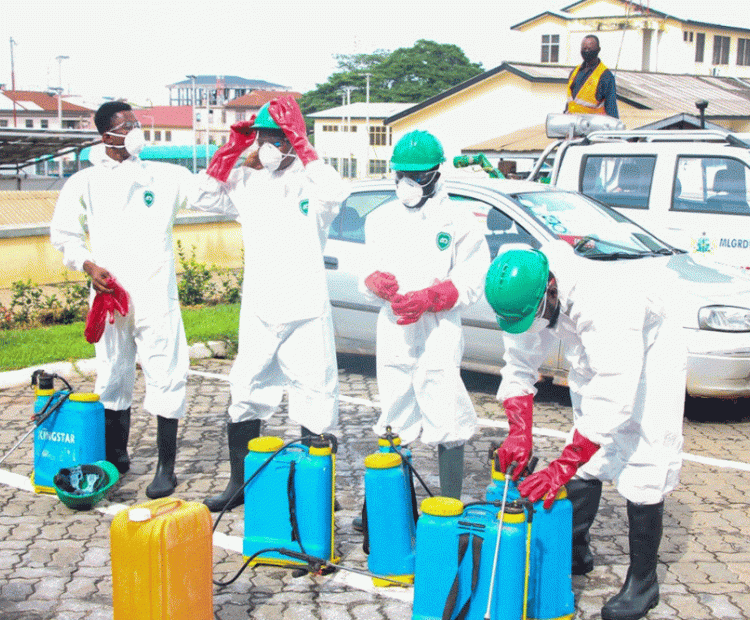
(530, 114), (750, 271)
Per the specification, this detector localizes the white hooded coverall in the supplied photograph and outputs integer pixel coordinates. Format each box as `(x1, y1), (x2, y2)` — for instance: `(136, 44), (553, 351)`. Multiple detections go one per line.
(50, 145), (193, 419)
(189, 159), (349, 433)
(497, 244), (687, 504)
(360, 183), (490, 446)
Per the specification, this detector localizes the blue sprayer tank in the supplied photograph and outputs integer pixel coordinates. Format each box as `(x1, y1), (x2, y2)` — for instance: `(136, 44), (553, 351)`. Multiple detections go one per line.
(32, 373), (105, 494)
(243, 435), (335, 567)
(364, 445), (416, 585)
(413, 497), (528, 620)
(486, 458), (575, 620)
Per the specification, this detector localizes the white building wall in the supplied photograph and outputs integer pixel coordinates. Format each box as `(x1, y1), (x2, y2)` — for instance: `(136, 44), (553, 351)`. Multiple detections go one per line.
(143, 127), (194, 146)
(313, 118), (395, 179)
(389, 77), (564, 171)
(517, 2), (750, 78)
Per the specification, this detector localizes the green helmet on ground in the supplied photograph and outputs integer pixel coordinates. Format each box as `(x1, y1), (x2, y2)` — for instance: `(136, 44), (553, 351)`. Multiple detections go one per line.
(391, 130), (446, 171)
(485, 248), (549, 334)
(251, 102), (281, 131)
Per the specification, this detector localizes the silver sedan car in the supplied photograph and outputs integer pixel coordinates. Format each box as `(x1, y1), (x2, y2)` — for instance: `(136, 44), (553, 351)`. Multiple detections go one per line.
(324, 177), (750, 400)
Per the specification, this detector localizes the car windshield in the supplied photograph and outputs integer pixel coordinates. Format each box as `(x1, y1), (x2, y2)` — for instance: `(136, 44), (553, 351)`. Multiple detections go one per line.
(512, 190), (677, 260)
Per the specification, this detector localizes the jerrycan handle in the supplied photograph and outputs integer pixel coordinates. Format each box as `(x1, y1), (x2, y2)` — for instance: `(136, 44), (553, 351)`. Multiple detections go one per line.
(151, 498), (184, 517)
(459, 503), (496, 526)
(131, 498), (183, 521)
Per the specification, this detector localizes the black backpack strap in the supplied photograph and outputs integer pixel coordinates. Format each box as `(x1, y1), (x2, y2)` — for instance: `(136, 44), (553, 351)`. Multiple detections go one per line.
(442, 533), (484, 620)
(287, 461), (302, 546)
(442, 533), (471, 620)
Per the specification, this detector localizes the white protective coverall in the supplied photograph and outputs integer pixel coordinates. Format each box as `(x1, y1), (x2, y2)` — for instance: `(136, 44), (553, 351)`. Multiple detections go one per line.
(50, 144), (192, 419)
(497, 242), (687, 504)
(360, 183), (490, 446)
(189, 159), (349, 433)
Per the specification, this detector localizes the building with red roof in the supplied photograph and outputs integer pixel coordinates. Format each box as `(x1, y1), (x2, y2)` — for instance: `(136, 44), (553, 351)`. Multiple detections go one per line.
(0, 89), (94, 131)
(133, 106), (194, 146)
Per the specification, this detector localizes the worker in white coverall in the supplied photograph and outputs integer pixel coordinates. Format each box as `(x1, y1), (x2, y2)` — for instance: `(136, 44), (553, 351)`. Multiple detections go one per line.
(189, 96), (350, 513)
(360, 130), (490, 501)
(486, 245), (686, 620)
(50, 101), (193, 499)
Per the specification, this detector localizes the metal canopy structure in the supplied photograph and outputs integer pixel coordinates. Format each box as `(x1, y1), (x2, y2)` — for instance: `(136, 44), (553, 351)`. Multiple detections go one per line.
(0, 128), (101, 174)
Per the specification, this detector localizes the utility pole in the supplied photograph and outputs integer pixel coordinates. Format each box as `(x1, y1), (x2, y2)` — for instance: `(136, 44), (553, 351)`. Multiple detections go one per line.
(187, 75), (197, 172)
(340, 86), (358, 178)
(56, 55), (69, 94)
(364, 73), (371, 176)
(10, 37), (18, 127)
(205, 86), (210, 166)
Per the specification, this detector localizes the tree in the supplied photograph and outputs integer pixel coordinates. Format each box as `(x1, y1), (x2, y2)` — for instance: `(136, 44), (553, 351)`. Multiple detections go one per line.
(298, 40), (483, 116)
(376, 40), (484, 102)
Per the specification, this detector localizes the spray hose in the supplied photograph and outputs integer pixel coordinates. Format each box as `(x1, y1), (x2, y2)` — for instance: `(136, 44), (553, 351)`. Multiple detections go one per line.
(452, 154), (504, 179)
(214, 544), (410, 588)
(211, 432), (337, 587)
(380, 429), (435, 498)
(0, 372), (75, 466)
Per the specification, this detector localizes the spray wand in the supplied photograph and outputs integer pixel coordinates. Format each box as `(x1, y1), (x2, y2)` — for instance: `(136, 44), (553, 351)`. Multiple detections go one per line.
(0, 371), (74, 466)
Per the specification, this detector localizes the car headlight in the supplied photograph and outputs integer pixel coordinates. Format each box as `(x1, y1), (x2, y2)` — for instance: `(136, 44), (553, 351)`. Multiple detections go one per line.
(698, 305), (750, 332)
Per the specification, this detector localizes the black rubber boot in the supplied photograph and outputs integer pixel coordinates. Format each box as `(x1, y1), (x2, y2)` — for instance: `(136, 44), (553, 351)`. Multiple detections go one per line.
(438, 443), (465, 499)
(145, 417), (179, 499)
(601, 501), (664, 620)
(104, 408), (131, 475)
(567, 478), (603, 575)
(204, 419), (261, 512)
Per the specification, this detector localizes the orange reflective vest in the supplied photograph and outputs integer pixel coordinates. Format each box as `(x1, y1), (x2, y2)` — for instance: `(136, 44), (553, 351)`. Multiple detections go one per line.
(567, 62), (607, 115)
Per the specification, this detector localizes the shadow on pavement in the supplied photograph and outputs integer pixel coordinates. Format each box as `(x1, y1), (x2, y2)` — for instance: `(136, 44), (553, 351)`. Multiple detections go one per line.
(684, 395), (750, 423)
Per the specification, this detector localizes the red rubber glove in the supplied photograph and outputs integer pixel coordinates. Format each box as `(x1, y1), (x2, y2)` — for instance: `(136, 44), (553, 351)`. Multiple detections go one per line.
(518, 430), (600, 509)
(206, 117), (256, 182)
(391, 280), (459, 325)
(365, 271), (400, 301)
(84, 278), (129, 344)
(497, 394), (534, 480)
(268, 96), (318, 166)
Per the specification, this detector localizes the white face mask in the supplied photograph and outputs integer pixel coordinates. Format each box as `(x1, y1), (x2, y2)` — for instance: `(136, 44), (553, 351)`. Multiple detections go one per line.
(107, 127), (146, 157)
(525, 293), (549, 334)
(258, 142), (296, 171)
(396, 178), (425, 208)
(526, 317), (549, 334)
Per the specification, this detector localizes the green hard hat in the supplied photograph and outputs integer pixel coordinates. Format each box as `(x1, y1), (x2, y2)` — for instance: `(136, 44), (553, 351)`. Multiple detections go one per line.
(53, 461), (120, 511)
(485, 248), (549, 334)
(391, 130), (446, 171)
(251, 102), (281, 131)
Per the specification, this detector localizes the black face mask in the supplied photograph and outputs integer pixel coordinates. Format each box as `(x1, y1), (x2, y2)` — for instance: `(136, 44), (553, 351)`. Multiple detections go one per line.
(581, 49), (599, 64)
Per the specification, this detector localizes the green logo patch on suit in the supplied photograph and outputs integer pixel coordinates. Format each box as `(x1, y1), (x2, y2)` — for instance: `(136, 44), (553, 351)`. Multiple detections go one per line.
(143, 191), (155, 207)
(299, 199), (309, 215)
(436, 232), (452, 250)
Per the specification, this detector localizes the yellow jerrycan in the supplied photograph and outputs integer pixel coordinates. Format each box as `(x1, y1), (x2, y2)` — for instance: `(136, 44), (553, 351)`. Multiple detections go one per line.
(110, 497), (213, 620)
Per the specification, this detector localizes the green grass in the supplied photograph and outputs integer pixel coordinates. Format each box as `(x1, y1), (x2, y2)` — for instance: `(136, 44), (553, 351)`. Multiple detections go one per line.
(0, 304), (240, 372)
(181, 303), (240, 344)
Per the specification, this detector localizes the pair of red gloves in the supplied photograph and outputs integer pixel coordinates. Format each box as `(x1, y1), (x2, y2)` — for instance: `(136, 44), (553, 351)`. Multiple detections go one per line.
(84, 278), (129, 344)
(207, 96), (317, 182)
(364, 271), (459, 325)
(498, 393), (600, 508)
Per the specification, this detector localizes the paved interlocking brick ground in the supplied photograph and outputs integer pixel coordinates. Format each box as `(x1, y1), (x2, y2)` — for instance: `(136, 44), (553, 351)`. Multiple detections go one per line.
(1, 355), (749, 619)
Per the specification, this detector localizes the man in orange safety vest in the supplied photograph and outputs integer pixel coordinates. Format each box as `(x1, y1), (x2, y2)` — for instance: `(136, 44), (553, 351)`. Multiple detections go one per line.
(566, 35), (619, 118)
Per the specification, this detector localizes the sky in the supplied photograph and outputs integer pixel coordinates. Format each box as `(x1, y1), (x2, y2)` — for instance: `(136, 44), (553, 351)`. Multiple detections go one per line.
(1, 0), (748, 107)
